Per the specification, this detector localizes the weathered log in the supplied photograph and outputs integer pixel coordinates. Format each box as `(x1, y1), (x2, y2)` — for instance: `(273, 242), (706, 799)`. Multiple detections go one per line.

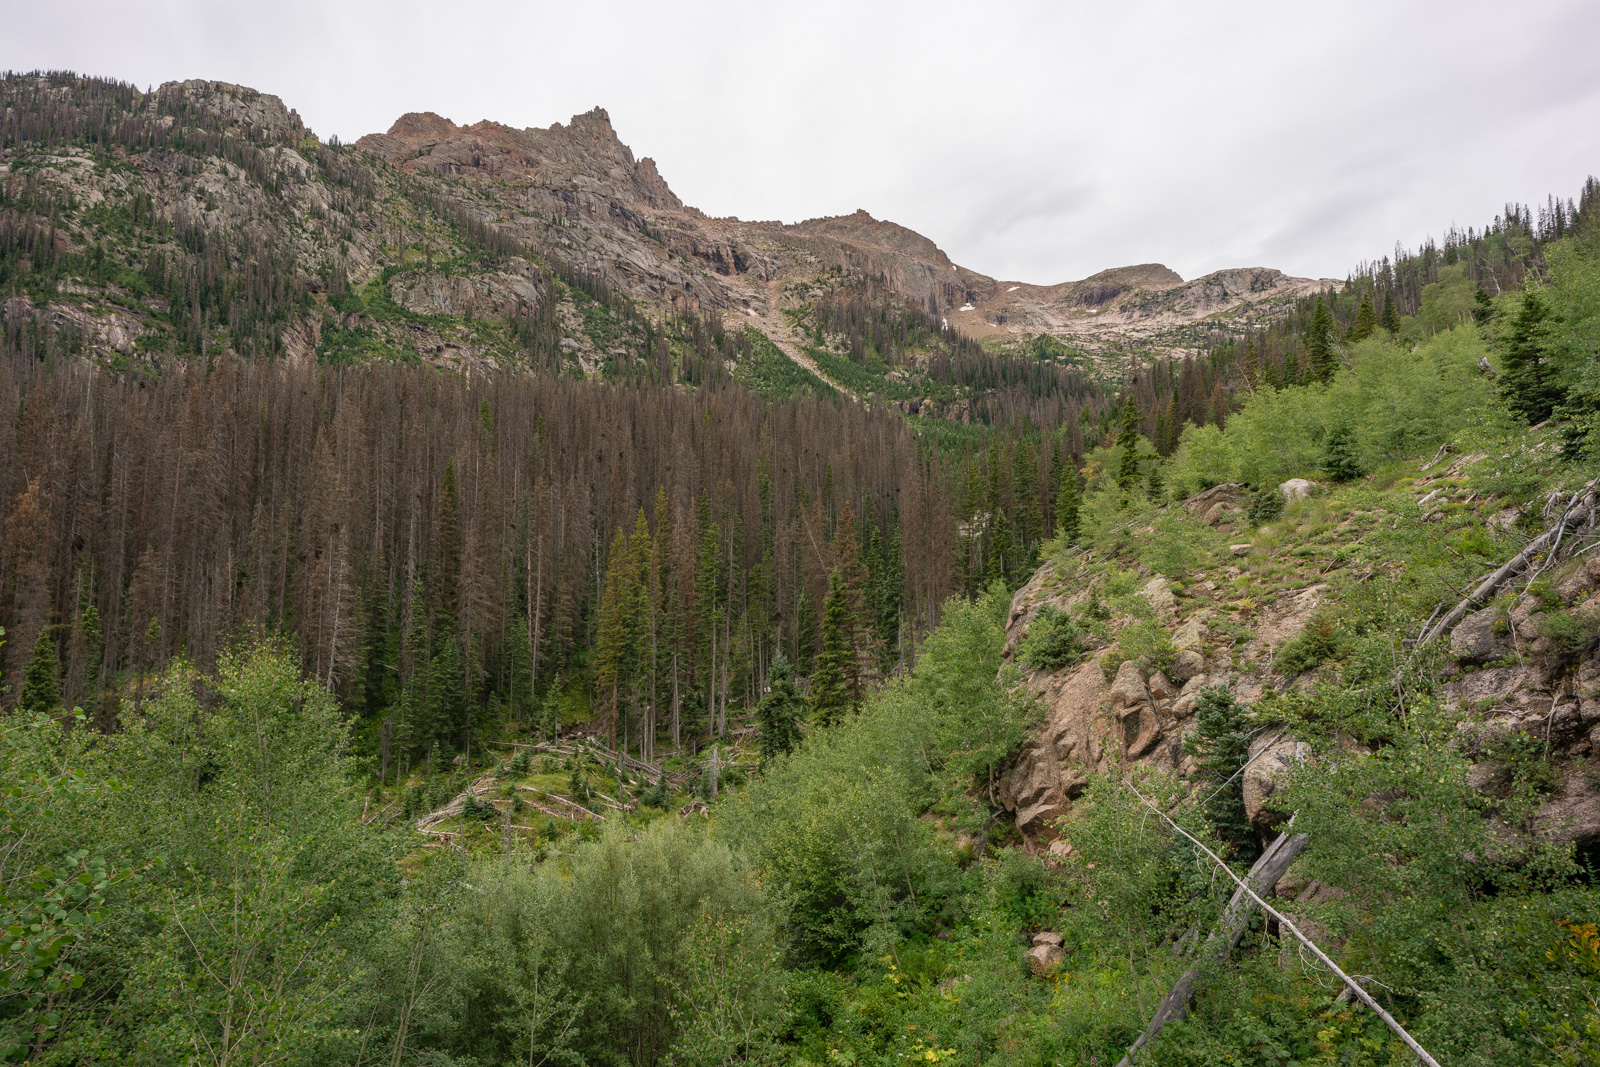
(1419, 481), (1598, 646)
(1115, 829), (1310, 1067)
(1123, 786), (1443, 1067)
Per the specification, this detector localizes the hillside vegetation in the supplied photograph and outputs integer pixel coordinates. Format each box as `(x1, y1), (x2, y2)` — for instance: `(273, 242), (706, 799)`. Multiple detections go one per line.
(2, 68), (1600, 1067)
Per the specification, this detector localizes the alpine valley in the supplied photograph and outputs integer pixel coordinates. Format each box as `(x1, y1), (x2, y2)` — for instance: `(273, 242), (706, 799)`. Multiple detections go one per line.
(2, 71), (1600, 1067)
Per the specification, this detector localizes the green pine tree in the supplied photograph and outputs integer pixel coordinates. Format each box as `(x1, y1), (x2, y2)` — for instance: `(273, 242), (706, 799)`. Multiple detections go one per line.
(1498, 288), (1565, 424)
(434, 460), (462, 630)
(756, 652), (805, 767)
(1183, 687), (1260, 862)
(1054, 462), (1082, 545)
(1115, 393), (1142, 489)
(1321, 420), (1365, 482)
(1473, 287), (1497, 325)
(426, 634), (466, 754)
(1145, 462), (1165, 502)
(808, 570), (855, 727)
(1347, 291), (1377, 343)
(18, 626), (61, 716)
(1380, 291), (1402, 333)
(1305, 295), (1337, 382)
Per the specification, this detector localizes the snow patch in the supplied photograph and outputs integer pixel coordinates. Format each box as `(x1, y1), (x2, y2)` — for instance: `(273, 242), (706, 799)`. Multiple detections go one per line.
(1007, 286), (1020, 292)
(959, 304), (975, 311)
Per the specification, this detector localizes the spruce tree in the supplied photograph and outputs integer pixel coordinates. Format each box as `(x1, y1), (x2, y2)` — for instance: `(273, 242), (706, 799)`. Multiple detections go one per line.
(1380, 291), (1402, 333)
(427, 635), (466, 755)
(18, 627), (61, 715)
(1321, 420), (1365, 482)
(1498, 288), (1565, 424)
(809, 569), (855, 727)
(1305, 295), (1337, 382)
(1054, 462), (1082, 545)
(1473, 287), (1497, 325)
(1347, 291), (1377, 343)
(1183, 687), (1260, 862)
(1115, 393), (1142, 489)
(756, 652), (805, 767)
(435, 459), (461, 629)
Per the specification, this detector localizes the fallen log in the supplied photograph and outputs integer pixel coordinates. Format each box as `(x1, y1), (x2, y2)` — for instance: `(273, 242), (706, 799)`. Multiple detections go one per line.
(1120, 785), (1442, 1067)
(1418, 480), (1597, 646)
(518, 786), (603, 821)
(1115, 827), (1310, 1067)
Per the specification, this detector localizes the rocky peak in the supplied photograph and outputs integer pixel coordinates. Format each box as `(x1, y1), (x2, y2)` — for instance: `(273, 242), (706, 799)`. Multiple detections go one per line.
(356, 107), (681, 211)
(161, 79), (306, 142)
(787, 209), (956, 270)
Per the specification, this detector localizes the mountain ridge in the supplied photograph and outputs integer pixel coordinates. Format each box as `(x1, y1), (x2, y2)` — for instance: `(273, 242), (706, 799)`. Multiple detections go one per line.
(352, 99), (1338, 364)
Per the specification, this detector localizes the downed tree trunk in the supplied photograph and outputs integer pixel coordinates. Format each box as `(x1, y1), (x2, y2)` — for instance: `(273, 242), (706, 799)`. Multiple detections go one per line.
(1419, 480), (1598, 646)
(1115, 830), (1309, 1067)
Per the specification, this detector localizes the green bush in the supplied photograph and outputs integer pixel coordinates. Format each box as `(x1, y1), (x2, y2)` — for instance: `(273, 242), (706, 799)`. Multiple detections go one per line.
(1274, 613), (1347, 674)
(1018, 604), (1085, 671)
(1104, 618), (1178, 678)
(1245, 484), (1285, 526)
(1537, 606), (1599, 657)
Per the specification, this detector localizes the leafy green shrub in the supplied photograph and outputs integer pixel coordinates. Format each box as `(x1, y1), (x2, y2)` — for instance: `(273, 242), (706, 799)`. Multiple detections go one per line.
(1537, 607), (1599, 657)
(1103, 619), (1177, 679)
(990, 848), (1068, 929)
(1019, 604), (1085, 671)
(1274, 613), (1346, 674)
(1483, 731), (1560, 801)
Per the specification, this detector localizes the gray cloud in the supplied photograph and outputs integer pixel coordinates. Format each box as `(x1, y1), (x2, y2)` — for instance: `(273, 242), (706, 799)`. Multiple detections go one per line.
(3, 0), (1597, 283)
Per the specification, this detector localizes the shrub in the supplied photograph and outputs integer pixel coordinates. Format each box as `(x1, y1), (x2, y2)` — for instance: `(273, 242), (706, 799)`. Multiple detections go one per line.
(1246, 484), (1285, 526)
(1103, 619), (1177, 679)
(1537, 607), (1600, 657)
(1274, 614), (1346, 674)
(1018, 604), (1085, 671)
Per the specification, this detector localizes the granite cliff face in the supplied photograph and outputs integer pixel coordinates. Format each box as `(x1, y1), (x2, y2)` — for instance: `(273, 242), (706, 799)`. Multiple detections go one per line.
(350, 104), (1334, 364)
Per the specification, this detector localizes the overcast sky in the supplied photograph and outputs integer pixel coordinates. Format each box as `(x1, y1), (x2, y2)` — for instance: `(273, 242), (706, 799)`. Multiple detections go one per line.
(6, 0), (1598, 283)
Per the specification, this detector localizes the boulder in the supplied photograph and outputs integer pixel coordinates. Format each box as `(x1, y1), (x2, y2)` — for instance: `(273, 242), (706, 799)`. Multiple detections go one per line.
(1552, 554), (1600, 604)
(1536, 770), (1600, 851)
(1171, 649), (1206, 682)
(1121, 705), (1162, 758)
(1184, 483), (1246, 518)
(1510, 597), (1542, 642)
(1279, 478), (1314, 501)
(1229, 542), (1253, 556)
(1031, 931), (1064, 947)
(1450, 606), (1512, 664)
(1140, 577), (1178, 622)
(1171, 617), (1207, 653)
(1109, 659), (1150, 708)
(999, 738), (1069, 837)
(1148, 670), (1178, 701)
(1242, 733), (1307, 831)
(1027, 942), (1065, 976)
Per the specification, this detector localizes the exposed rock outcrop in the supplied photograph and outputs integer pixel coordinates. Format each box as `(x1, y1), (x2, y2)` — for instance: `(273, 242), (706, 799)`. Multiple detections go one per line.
(1242, 733), (1307, 831)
